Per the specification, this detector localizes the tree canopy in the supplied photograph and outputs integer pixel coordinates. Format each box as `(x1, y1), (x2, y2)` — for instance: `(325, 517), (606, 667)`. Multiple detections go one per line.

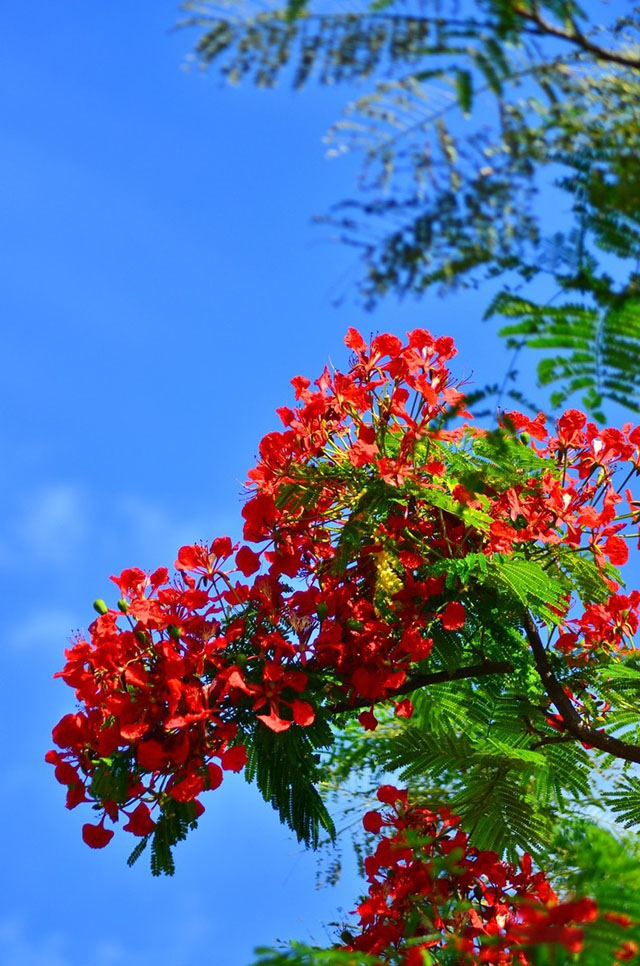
(47, 4), (640, 963)
(50, 326), (640, 964)
(181, 0), (640, 419)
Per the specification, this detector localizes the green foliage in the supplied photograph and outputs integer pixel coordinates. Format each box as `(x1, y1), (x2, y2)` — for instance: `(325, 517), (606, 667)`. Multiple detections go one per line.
(127, 718), (337, 874)
(548, 819), (640, 965)
(244, 717), (337, 849)
(182, 0), (640, 417)
(593, 660), (640, 752)
(556, 550), (615, 606)
(604, 774), (640, 829)
(485, 556), (570, 624)
(184, 6), (433, 88)
(489, 288), (640, 419)
(131, 798), (202, 876)
(379, 681), (591, 863)
(109, 8), (640, 950)
(250, 943), (379, 965)
(89, 754), (131, 804)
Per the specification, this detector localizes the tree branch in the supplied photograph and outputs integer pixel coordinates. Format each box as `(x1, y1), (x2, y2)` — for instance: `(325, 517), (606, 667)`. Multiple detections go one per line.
(513, 4), (640, 71)
(328, 659), (512, 714)
(522, 612), (640, 764)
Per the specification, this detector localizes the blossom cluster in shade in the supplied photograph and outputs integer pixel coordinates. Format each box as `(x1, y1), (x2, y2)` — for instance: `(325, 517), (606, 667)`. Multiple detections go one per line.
(342, 786), (635, 966)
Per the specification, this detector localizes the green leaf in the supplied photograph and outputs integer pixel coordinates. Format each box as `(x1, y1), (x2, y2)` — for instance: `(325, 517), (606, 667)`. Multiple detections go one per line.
(244, 718), (336, 849)
(455, 69), (473, 114)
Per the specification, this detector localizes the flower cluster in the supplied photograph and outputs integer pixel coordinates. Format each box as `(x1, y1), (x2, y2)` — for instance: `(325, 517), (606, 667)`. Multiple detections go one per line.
(48, 327), (640, 851)
(46, 545), (253, 848)
(343, 786), (629, 966)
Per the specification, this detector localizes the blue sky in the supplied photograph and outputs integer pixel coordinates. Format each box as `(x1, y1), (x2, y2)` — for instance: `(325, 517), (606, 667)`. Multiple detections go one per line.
(0, 4), (567, 965)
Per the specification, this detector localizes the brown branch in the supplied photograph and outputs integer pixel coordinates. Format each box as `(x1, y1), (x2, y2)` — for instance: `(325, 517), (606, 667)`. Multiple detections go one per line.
(522, 612), (640, 764)
(514, 4), (640, 71)
(329, 660), (513, 715)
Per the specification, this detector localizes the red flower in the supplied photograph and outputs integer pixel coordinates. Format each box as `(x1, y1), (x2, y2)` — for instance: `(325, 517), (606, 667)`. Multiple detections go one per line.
(236, 545), (261, 577)
(349, 424), (379, 467)
(82, 822), (114, 849)
(605, 535), (629, 566)
(362, 810), (384, 834)
(137, 740), (171, 773)
(395, 699), (414, 719)
(441, 601), (466, 631)
(344, 327), (367, 354)
(376, 785), (407, 805)
(123, 803), (156, 837)
(291, 699), (315, 727)
(220, 745), (248, 772)
(358, 710), (379, 731)
(169, 771), (206, 802)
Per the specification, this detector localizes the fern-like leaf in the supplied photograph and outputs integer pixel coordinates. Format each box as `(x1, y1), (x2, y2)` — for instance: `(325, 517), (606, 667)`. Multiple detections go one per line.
(244, 718), (336, 848)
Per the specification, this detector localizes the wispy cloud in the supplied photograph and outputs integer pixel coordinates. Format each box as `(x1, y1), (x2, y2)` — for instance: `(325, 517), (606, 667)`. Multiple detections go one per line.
(15, 483), (88, 565)
(6, 482), (236, 654)
(0, 920), (134, 966)
(5, 482), (231, 576)
(10, 607), (81, 651)
(113, 494), (217, 568)
(0, 919), (71, 966)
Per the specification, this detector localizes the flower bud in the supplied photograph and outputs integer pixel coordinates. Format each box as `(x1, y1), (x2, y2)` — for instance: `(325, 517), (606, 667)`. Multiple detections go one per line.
(316, 602), (329, 621)
(93, 599), (108, 616)
(117, 599), (129, 613)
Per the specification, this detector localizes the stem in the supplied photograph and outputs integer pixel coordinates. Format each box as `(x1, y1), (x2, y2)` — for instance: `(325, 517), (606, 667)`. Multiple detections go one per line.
(328, 659), (513, 714)
(512, 3), (640, 70)
(522, 611), (640, 764)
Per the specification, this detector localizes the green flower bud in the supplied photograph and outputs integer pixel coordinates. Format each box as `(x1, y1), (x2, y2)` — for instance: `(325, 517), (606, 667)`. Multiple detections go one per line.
(93, 599), (108, 616)
(168, 624), (182, 641)
(117, 599), (129, 613)
(346, 618), (363, 631)
(316, 602), (329, 621)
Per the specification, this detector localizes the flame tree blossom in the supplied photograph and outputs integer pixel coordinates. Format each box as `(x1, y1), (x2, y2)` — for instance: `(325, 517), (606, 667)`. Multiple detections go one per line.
(48, 328), (640, 958)
(344, 786), (605, 966)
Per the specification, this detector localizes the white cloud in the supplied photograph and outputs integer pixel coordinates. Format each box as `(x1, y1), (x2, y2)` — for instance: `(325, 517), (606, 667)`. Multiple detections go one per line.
(10, 608), (81, 651)
(4, 479), (238, 585)
(112, 494), (237, 569)
(0, 919), (71, 966)
(0, 920), (135, 966)
(88, 941), (129, 966)
(15, 484), (87, 564)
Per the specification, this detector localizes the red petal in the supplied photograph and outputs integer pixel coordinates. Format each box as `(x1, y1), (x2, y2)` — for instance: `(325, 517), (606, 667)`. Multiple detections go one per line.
(54, 762), (80, 785)
(441, 601), (466, 631)
(377, 785), (406, 805)
(207, 763), (223, 790)
(122, 803), (156, 837)
(257, 711), (291, 733)
(292, 700), (315, 727)
(344, 327), (367, 353)
(120, 720), (150, 741)
(372, 333), (402, 358)
(211, 536), (233, 560)
(137, 739), (170, 772)
(358, 710), (378, 731)
(82, 823), (114, 849)
(395, 699), (414, 719)
(362, 810), (384, 834)
(236, 546), (261, 577)
(220, 745), (248, 772)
